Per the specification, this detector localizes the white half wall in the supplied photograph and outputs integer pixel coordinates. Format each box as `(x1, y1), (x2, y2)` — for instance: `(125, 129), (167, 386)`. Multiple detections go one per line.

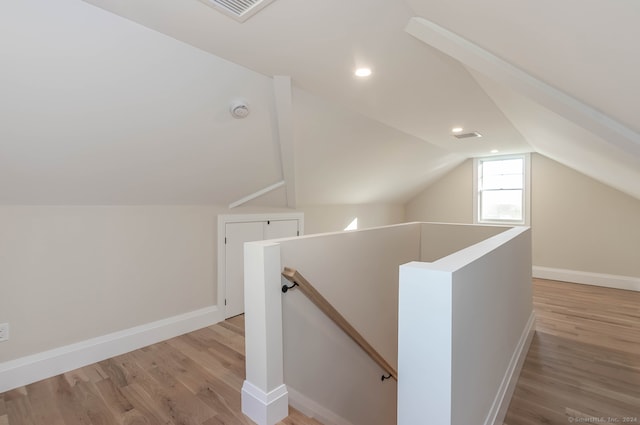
(398, 226), (533, 425)
(277, 224), (420, 425)
(242, 222), (533, 425)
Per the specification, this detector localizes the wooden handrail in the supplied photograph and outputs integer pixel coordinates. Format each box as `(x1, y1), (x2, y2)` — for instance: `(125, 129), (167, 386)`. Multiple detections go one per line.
(282, 267), (398, 381)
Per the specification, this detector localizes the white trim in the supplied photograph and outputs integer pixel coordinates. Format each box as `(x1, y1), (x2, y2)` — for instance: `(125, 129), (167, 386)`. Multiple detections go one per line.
(273, 76), (297, 209)
(229, 181), (286, 209)
(287, 386), (355, 425)
(484, 311), (536, 425)
(0, 306), (222, 393)
(473, 153), (531, 226)
(533, 266), (640, 292)
(241, 381), (289, 425)
(473, 158), (479, 223)
(217, 212), (304, 319)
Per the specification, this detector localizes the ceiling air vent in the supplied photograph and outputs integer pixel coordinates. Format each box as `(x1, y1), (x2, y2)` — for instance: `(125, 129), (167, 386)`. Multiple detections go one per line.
(200, 0), (276, 22)
(453, 131), (483, 139)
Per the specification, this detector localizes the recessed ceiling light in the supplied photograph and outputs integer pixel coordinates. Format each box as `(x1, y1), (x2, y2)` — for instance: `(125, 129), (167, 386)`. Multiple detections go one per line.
(491, 149), (499, 154)
(355, 68), (372, 77)
(452, 127), (463, 133)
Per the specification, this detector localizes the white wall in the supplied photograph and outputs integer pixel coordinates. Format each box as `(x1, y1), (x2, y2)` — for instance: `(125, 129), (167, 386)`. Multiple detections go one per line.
(0, 205), (301, 365)
(398, 226), (533, 425)
(420, 222), (508, 262)
(531, 154), (640, 277)
(404, 159), (473, 224)
(405, 154), (640, 280)
(0, 201), (400, 368)
(450, 228), (532, 425)
(0, 206), (219, 363)
(299, 204), (405, 234)
(277, 224), (422, 425)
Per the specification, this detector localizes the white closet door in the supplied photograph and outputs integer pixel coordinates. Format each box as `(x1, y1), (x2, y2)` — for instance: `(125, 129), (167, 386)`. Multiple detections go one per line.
(224, 222), (264, 318)
(264, 219), (299, 240)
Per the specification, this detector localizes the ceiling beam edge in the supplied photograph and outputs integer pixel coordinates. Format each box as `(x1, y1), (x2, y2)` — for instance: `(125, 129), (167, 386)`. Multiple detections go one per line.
(228, 180), (286, 209)
(273, 75), (297, 209)
(405, 17), (640, 158)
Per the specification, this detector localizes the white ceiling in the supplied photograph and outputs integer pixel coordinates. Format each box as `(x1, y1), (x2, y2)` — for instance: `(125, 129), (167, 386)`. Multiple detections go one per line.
(405, 0), (640, 135)
(80, 0), (533, 157)
(1, 0), (638, 205)
(293, 88), (461, 205)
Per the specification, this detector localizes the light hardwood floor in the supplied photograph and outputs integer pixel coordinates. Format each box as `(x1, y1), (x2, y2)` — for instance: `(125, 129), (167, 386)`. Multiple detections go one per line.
(0, 315), (321, 425)
(504, 278), (640, 424)
(2, 279), (639, 425)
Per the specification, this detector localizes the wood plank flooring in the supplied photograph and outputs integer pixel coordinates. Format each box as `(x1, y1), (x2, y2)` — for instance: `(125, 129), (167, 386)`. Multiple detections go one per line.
(504, 278), (640, 424)
(2, 279), (639, 425)
(0, 315), (322, 425)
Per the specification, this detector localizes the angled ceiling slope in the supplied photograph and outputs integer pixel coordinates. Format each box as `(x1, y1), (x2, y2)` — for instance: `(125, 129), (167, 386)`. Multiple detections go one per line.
(82, 0), (533, 158)
(404, 13), (640, 200)
(0, 0), (285, 205)
(9, 0), (637, 205)
(78, 0), (537, 206)
(404, 0), (640, 135)
(2, 0), (477, 207)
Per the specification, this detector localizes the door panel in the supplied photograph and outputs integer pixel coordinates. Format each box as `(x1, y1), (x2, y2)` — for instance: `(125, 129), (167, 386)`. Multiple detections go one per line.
(224, 222), (264, 319)
(264, 219), (299, 240)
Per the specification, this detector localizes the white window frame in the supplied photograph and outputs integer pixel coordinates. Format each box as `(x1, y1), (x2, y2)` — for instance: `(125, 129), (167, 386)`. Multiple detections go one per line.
(473, 153), (531, 226)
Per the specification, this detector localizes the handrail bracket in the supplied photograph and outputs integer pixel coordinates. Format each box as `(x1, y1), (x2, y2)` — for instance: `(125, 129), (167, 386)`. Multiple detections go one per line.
(281, 282), (299, 293)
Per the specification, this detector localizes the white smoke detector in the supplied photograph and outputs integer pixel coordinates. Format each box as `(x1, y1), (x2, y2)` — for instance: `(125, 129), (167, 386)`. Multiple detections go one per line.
(230, 100), (250, 119)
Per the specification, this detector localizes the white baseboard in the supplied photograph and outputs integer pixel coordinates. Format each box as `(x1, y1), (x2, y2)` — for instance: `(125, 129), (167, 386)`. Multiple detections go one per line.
(533, 266), (640, 292)
(241, 380), (289, 425)
(0, 305), (223, 393)
(484, 311), (536, 425)
(287, 386), (354, 425)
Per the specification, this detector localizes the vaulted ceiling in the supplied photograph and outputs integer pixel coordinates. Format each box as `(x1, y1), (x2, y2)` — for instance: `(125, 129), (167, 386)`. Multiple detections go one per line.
(2, 0), (638, 206)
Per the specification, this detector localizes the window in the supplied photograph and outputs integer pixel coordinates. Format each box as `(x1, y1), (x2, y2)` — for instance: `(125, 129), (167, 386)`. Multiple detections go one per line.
(474, 154), (530, 225)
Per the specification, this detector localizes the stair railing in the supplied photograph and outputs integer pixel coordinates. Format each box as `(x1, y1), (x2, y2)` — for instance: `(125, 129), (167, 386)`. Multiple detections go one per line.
(281, 267), (397, 381)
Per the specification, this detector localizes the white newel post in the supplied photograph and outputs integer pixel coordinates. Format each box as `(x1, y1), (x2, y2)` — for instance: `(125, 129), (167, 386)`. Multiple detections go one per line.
(242, 242), (289, 425)
(398, 264), (453, 425)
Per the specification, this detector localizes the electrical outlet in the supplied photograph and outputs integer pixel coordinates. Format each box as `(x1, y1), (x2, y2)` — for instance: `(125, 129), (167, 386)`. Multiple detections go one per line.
(0, 323), (9, 342)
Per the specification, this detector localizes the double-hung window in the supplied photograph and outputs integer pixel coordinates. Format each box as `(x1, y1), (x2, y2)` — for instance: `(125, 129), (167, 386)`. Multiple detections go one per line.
(474, 154), (530, 225)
